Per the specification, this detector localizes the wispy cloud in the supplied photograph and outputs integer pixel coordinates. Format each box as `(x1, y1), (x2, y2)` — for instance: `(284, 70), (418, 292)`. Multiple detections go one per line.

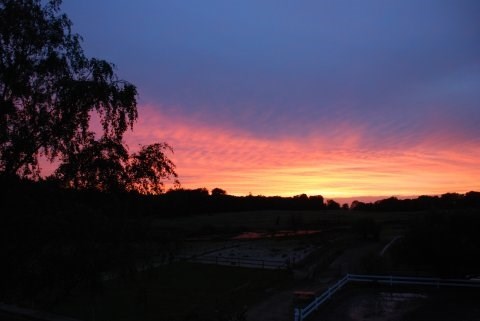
(60, 0), (480, 198)
(125, 105), (480, 198)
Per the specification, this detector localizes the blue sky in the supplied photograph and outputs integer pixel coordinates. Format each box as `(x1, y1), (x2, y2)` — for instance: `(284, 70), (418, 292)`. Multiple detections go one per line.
(61, 0), (480, 197)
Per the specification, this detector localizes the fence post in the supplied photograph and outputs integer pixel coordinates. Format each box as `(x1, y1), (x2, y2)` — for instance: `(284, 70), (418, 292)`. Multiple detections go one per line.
(294, 308), (302, 321)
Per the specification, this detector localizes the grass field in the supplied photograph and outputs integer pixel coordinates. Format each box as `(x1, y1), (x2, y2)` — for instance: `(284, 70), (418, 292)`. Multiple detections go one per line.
(53, 262), (291, 321)
(152, 209), (420, 237)
(52, 209), (425, 321)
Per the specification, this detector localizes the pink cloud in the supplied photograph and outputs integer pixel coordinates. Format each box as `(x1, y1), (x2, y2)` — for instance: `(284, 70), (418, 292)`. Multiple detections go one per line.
(123, 105), (480, 198)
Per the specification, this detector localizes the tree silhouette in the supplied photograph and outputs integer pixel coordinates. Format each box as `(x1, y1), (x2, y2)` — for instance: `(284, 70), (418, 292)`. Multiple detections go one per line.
(54, 136), (129, 192)
(0, 0), (137, 178)
(326, 199), (340, 210)
(55, 140), (178, 194)
(127, 143), (178, 195)
(0, 0), (178, 193)
(211, 187), (227, 196)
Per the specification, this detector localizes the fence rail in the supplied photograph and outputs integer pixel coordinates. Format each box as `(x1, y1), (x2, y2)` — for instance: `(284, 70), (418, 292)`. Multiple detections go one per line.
(180, 255), (288, 269)
(294, 273), (480, 321)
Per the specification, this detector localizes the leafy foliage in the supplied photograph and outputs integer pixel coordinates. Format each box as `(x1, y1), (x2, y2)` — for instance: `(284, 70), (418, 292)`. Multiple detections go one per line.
(54, 137), (129, 192)
(55, 141), (178, 194)
(0, 0), (178, 193)
(127, 143), (179, 195)
(0, 0), (137, 177)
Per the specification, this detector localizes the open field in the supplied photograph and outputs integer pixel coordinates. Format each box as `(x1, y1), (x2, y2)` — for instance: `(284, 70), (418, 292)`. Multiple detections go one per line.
(7, 208), (477, 321)
(49, 209), (397, 321)
(150, 209), (415, 274)
(152, 210), (420, 235)
(53, 262), (291, 321)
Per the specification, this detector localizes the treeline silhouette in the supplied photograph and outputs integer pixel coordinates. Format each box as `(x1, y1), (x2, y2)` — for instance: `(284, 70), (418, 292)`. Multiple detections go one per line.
(350, 192), (480, 212)
(153, 189), (329, 216)
(148, 190), (480, 215)
(3, 176), (480, 219)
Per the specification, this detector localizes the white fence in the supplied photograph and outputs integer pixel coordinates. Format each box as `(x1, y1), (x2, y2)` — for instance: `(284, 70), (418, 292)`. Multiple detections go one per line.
(181, 255), (288, 269)
(294, 273), (480, 321)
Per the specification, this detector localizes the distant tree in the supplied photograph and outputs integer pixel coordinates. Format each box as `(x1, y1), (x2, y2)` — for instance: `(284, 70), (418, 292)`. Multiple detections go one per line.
(308, 195), (325, 209)
(351, 200), (367, 211)
(293, 193), (308, 200)
(326, 199), (340, 210)
(211, 188), (227, 196)
(440, 192), (463, 209)
(308, 195), (324, 202)
(465, 191), (480, 207)
(127, 143), (178, 195)
(341, 203), (349, 210)
(374, 196), (402, 211)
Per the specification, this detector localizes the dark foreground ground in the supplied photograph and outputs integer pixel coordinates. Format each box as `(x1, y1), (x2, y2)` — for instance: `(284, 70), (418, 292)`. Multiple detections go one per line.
(310, 285), (480, 321)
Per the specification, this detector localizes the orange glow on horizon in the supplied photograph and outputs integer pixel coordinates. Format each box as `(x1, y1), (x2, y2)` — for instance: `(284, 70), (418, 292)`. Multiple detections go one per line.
(123, 105), (480, 199)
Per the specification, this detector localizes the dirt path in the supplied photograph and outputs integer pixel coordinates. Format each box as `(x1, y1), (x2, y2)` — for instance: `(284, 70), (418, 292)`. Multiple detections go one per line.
(328, 241), (382, 275)
(246, 274), (343, 321)
(308, 286), (480, 321)
(246, 240), (383, 321)
(246, 290), (295, 321)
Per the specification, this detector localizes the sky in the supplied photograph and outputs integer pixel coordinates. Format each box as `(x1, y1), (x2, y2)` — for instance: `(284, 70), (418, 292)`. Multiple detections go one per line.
(61, 0), (480, 199)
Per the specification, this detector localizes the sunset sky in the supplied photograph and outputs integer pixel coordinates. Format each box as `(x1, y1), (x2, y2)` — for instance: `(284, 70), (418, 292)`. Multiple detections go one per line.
(62, 0), (480, 199)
